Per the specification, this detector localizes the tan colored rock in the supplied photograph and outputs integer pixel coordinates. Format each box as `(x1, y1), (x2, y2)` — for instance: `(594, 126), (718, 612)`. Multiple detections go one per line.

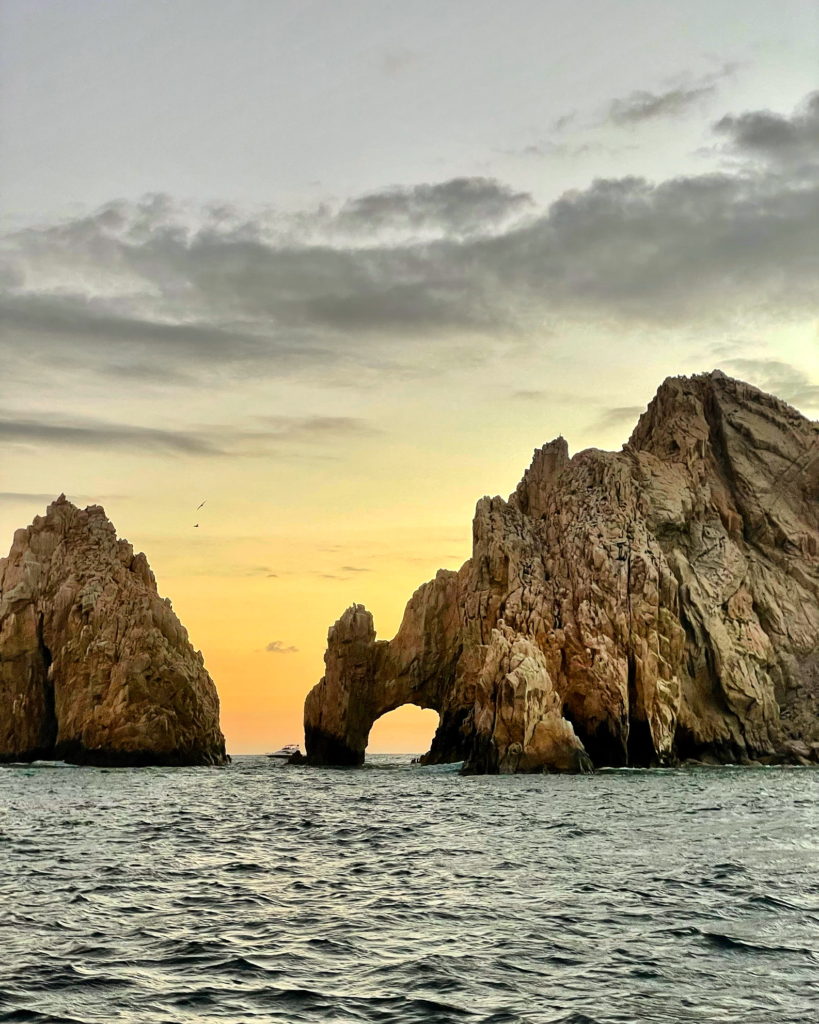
(304, 372), (819, 772)
(0, 496), (227, 766)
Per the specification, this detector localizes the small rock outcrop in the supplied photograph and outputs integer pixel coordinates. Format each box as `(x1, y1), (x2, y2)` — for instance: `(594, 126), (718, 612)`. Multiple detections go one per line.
(0, 496), (228, 766)
(304, 372), (819, 772)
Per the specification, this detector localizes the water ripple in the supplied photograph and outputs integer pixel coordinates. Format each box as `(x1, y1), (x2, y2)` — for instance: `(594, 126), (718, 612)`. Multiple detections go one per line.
(0, 757), (817, 1023)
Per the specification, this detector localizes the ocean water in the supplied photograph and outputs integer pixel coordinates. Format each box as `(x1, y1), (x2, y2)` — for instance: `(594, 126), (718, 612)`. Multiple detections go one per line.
(0, 757), (816, 1024)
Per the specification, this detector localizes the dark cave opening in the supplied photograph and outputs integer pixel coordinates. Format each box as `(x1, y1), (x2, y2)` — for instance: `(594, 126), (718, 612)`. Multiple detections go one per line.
(626, 653), (657, 767)
(422, 705), (474, 766)
(564, 705), (628, 769)
(36, 614), (58, 753)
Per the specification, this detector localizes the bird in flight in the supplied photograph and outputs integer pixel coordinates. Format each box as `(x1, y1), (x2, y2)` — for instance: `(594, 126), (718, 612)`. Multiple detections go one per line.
(196, 499), (206, 510)
(194, 523), (199, 528)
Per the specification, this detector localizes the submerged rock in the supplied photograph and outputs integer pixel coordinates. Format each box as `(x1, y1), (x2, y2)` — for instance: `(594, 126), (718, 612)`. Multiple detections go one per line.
(304, 371), (819, 773)
(0, 496), (228, 766)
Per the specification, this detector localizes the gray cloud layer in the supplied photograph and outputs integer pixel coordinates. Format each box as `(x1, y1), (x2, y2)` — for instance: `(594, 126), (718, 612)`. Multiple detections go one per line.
(588, 405), (647, 433)
(609, 83), (717, 125)
(719, 358), (819, 409)
(0, 491), (62, 503)
(0, 413), (376, 456)
(335, 177), (533, 237)
(0, 415), (223, 454)
(606, 65), (735, 126)
(715, 91), (819, 167)
(2, 92), (817, 393)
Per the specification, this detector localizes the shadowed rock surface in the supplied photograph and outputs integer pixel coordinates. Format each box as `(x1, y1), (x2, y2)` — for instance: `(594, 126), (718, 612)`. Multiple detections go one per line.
(0, 496), (228, 766)
(305, 372), (819, 773)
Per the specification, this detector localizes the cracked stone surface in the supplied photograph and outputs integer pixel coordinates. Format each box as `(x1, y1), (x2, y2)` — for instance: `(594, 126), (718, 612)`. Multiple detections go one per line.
(0, 496), (228, 766)
(304, 371), (819, 773)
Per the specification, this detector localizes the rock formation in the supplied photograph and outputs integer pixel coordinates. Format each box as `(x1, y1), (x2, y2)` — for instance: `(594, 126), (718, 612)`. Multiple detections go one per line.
(305, 371), (819, 772)
(0, 496), (228, 766)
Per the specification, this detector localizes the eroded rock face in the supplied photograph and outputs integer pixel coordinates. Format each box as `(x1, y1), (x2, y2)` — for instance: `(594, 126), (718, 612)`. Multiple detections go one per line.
(305, 372), (819, 772)
(0, 496), (228, 766)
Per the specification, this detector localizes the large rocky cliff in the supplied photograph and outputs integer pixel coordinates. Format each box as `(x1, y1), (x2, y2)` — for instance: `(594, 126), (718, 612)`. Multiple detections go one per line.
(305, 372), (819, 772)
(0, 496), (227, 765)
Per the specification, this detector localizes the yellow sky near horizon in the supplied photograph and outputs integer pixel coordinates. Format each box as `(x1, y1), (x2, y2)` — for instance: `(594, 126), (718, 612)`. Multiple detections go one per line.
(1, 328), (817, 755)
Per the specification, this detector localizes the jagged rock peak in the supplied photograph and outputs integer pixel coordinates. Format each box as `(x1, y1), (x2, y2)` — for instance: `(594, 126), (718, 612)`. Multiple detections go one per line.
(0, 497), (228, 766)
(629, 369), (815, 460)
(511, 436), (570, 517)
(304, 371), (819, 773)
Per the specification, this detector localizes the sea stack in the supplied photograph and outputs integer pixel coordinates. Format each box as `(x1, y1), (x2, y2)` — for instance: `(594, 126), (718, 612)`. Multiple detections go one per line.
(304, 371), (819, 772)
(0, 496), (228, 766)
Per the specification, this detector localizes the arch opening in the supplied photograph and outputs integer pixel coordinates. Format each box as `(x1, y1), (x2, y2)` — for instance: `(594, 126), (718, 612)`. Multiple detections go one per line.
(365, 705), (441, 758)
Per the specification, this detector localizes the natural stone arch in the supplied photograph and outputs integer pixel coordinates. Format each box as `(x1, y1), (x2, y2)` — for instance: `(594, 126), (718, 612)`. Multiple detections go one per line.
(304, 572), (469, 767)
(303, 374), (819, 774)
(303, 574), (593, 774)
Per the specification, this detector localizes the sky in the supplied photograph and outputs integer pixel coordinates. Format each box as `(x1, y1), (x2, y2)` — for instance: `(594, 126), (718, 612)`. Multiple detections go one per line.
(1, 0), (817, 755)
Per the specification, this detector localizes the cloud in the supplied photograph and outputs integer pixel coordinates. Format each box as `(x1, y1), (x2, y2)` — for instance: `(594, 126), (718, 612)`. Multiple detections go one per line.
(336, 177), (533, 237)
(607, 65), (735, 126)
(265, 640), (298, 654)
(0, 491), (126, 509)
(585, 361), (819, 442)
(0, 287), (328, 385)
(0, 413), (377, 456)
(609, 83), (717, 125)
(2, 94), (818, 393)
(485, 168), (819, 324)
(250, 416), (379, 443)
(551, 112), (576, 133)
(510, 389), (595, 405)
(0, 414), (225, 455)
(512, 389), (549, 401)
(0, 491), (61, 503)
(524, 67), (735, 152)
(719, 358), (819, 412)
(587, 406), (646, 434)
(513, 139), (636, 161)
(301, 567), (371, 580)
(715, 90), (819, 169)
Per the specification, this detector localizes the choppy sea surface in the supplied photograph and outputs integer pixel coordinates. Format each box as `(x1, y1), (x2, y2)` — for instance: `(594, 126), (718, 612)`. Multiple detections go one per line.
(0, 756), (817, 1024)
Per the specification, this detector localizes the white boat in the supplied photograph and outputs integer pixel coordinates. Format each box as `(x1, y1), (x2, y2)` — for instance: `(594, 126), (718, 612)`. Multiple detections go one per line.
(267, 743), (302, 759)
